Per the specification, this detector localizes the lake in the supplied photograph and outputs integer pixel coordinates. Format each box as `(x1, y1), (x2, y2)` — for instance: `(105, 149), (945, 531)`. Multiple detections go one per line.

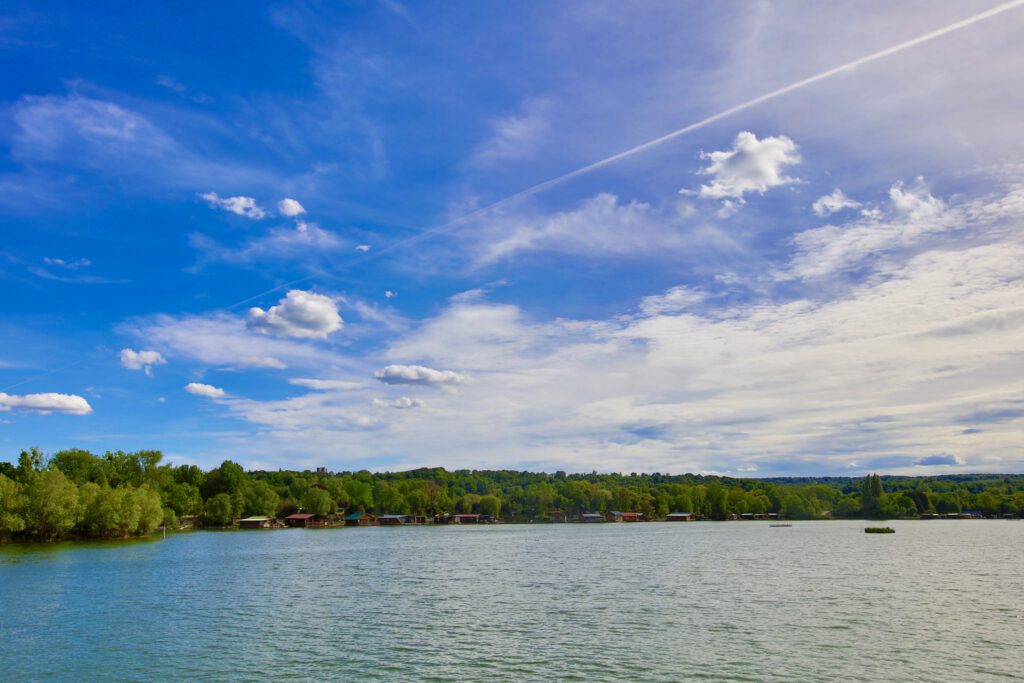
(1, 520), (1021, 681)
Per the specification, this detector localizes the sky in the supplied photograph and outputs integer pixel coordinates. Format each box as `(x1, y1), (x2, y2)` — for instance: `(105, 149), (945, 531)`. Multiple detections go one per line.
(2, 0), (1023, 476)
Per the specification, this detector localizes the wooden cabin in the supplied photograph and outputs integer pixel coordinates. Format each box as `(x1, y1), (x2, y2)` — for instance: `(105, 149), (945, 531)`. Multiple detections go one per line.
(239, 516), (276, 529)
(344, 511), (378, 527)
(284, 513), (326, 528)
(453, 513), (481, 524)
(548, 510), (568, 523)
(378, 514), (407, 526)
(666, 512), (695, 521)
(606, 511), (643, 522)
(579, 512), (605, 523)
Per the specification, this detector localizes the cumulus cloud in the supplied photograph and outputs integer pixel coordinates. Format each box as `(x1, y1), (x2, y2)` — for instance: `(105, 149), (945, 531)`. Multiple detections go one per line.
(355, 245), (371, 252)
(248, 290), (343, 339)
(277, 198), (306, 217)
(639, 286), (705, 316)
(0, 392), (92, 415)
(374, 364), (466, 388)
(812, 189), (861, 217)
(889, 177), (944, 219)
(691, 131), (800, 210)
(373, 396), (425, 409)
(200, 192), (267, 219)
(119, 348), (167, 375)
(385, 290), (397, 299)
(185, 382), (225, 398)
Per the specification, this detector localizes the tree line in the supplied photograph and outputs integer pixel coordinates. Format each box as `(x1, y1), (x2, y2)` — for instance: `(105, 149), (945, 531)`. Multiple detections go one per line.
(2, 447), (1023, 542)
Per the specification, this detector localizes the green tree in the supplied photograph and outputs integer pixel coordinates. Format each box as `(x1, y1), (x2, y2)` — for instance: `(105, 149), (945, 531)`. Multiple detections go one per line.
(204, 493), (235, 526)
(477, 494), (501, 517)
(0, 474), (26, 535)
(301, 488), (335, 516)
(242, 480), (279, 517)
(21, 468), (82, 540)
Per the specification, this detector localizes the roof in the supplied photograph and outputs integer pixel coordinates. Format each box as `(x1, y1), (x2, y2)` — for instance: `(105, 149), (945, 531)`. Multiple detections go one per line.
(240, 516), (271, 521)
(344, 511), (370, 520)
(667, 512), (693, 516)
(286, 513), (316, 519)
(378, 514), (406, 519)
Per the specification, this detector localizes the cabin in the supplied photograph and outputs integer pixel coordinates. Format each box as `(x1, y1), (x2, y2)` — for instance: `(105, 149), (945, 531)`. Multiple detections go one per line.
(479, 515), (496, 524)
(606, 511), (643, 522)
(548, 510), (568, 523)
(408, 515), (428, 525)
(433, 514), (453, 524)
(579, 512), (605, 523)
(239, 516), (275, 529)
(344, 511), (378, 527)
(453, 513), (481, 524)
(284, 513), (326, 528)
(666, 512), (695, 521)
(378, 514), (407, 526)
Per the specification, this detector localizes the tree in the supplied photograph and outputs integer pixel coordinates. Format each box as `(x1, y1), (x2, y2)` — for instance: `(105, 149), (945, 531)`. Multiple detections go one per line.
(301, 488), (335, 516)
(0, 474), (25, 535)
(21, 468), (82, 540)
(242, 480), (279, 517)
(204, 493), (235, 527)
(477, 494), (501, 517)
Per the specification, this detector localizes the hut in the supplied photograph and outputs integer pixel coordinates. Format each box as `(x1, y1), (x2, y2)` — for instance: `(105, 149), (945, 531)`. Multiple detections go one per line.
(239, 516), (276, 529)
(284, 513), (326, 528)
(453, 513), (481, 524)
(579, 512), (605, 523)
(344, 511), (378, 527)
(606, 511), (643, 522)
(548, 510), (568, 523)
(378, 514), (407, 526)
(666, 512), (695, 521)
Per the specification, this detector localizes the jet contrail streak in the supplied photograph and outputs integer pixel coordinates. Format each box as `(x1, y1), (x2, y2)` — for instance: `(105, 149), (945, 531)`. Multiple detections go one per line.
(227, 0), (1022, 310)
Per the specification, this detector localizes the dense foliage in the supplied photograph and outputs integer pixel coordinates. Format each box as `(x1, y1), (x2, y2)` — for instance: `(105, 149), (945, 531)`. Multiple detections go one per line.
(2, 447), (1023, 542)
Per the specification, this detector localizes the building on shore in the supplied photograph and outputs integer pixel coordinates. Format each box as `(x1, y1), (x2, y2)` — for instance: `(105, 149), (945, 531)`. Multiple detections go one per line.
(453, 513), (481, 524)
(378, 514), (407, 526)
(579, 512), (605, 523)
(239, 516), (277, 529)
(666, 512), (695, 521)
(606, 511), (644, 522)
(548, 510), (568, 523)
(284, 513), (327, 528)
(344, 511), (378, 527)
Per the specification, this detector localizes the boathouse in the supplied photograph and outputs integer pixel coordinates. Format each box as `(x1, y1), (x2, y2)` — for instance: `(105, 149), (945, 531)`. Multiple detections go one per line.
(666, 512), (695, 521)
(606, 511), (643, 522)
(579, 512), (605, 523)
(378, 514), (407, 526)
(548, 511), (568, 523)
(239, 516), (275, 529)
(344, 511), (377, 526)
(453, 513), (481, 524)
(284, 513), (326, 528)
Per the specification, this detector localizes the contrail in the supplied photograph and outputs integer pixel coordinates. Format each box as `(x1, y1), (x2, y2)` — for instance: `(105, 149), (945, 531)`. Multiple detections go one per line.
(227, 0), (1024, 311)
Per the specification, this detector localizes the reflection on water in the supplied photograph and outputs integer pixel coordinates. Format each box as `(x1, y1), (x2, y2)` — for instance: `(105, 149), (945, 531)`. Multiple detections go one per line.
(1, 520), (1022, 681)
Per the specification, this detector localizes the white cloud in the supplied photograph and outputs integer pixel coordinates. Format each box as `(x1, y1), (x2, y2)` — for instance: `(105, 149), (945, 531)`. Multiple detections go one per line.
(43, 257), (91, 269)
(472, 98), (551, 165)
(692, 131), (800, 210)
(374, 364), (466, 388)
(889, 177), (943, 220)
(355, 244), (371, 252)
(812, 189), (861, 217)
(0, 392), (92, 415)
(189, 222), (348, 267)
(199, 192), (267, 219)
(248, 290), (343, 339)
(277, 198), (306, 217)
(385, 290), (396, 299)
(373, 396), (425, 409)
(119, 348), (167, 376)
(290, 378), (366, 391)
(472, 192), (737, 266)
(639, 286), (705, 316)
(185, 382), (225, 398)
(120, 312), (346, 370)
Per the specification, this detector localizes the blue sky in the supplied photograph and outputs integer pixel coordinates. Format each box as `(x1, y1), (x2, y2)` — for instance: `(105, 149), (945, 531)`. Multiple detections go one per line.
(2, 1), (1023, 476)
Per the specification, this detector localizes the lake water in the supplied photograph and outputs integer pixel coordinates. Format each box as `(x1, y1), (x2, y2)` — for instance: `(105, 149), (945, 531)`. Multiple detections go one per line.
(1, 520), (1022, 681)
